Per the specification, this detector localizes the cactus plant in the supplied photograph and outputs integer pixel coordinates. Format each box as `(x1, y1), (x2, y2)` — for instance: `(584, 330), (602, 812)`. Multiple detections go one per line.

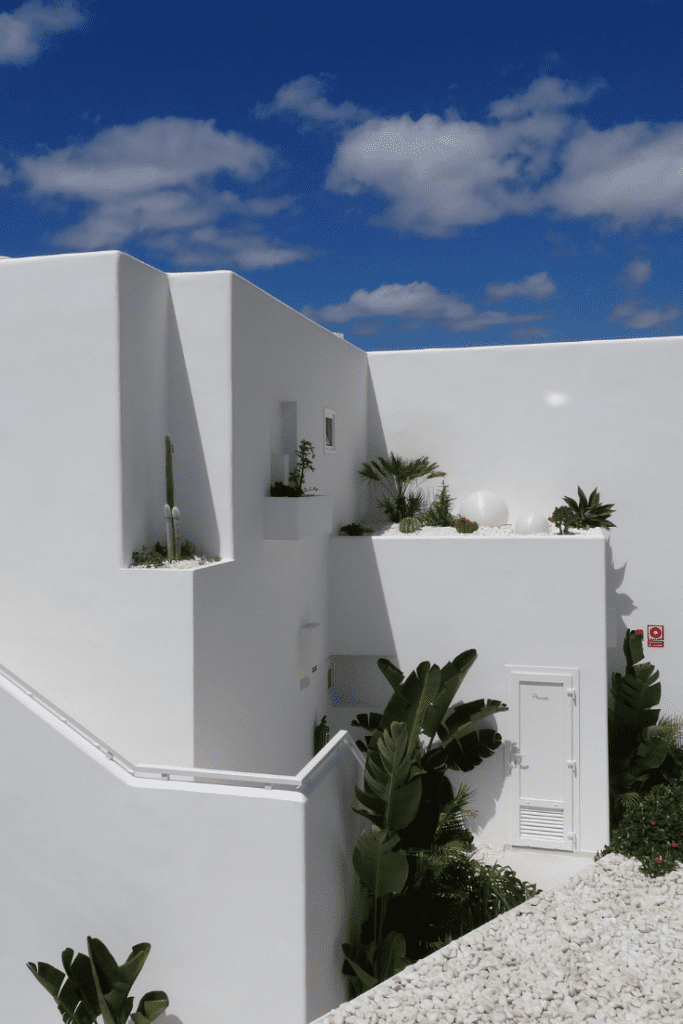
(27, 936), (168, 1024)
(164, 436), (174, 510)
(399, 516), (422, 533)
(415, 482), (458, 528)
(453, 516), (479, 534)
(164, 436), (180, 559)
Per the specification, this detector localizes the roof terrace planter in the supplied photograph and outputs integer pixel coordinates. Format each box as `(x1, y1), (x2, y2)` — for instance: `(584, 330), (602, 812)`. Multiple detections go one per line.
(264, 494), (333, 540)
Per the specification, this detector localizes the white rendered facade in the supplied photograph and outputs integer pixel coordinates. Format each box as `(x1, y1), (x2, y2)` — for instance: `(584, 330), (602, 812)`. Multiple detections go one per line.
(0, 250), (679, 1023)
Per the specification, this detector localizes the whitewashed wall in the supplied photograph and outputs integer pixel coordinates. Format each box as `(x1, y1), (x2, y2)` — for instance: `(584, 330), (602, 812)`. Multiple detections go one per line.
(193, 272), (370, 775)
(0, 671), (367, 1024)
(361, 339), (682, 727)
(327, 532), (609, 855)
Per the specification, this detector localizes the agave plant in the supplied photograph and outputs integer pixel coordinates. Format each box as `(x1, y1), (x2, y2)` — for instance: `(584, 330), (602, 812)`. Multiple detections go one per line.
(358, 453), (446, 523)
(341, 653), (541, 1001)
(27, 936), (168, 1024)
(550, 486), (616, 534)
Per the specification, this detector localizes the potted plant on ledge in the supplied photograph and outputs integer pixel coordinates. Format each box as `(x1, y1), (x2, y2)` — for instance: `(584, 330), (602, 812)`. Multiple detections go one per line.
(265, 439), (332, 540)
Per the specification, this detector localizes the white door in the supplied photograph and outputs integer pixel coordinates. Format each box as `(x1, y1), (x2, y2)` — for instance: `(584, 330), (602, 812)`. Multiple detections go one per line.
(505, 667), (579, 852)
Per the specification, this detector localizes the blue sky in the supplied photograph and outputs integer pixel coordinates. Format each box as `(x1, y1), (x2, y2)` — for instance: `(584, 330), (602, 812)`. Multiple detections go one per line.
(1, 1), (683, 351)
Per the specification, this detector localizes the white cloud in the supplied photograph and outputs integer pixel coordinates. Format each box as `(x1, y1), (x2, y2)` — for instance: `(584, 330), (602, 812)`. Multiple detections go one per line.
(486, 271), (556, 301)
(19, 117), (273, 200)
(618, 258), (652, 290)
(316, 73), (683, 237)
(542, 121), (683, 229)
(253, 75), (373, 128)
(608, 298), (682, 331)
(147, 225), (311, 270)
(0, 1), (84, 65)
(325, 77), (599, 237)
(487, 75), (605, 120)
(302, 281), (548, 335)
(16, 116), (309, 269)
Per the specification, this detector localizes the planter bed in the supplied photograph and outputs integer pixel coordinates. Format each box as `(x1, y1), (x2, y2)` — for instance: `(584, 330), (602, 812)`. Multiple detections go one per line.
(364, 523), (604, 539)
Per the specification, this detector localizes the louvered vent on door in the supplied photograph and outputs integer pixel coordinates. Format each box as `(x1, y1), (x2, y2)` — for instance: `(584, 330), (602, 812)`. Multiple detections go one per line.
(519, 804), (565, 841)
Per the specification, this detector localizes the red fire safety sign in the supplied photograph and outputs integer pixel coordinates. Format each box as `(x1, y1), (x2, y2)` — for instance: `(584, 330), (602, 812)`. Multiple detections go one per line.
(635, 626), (664, 647)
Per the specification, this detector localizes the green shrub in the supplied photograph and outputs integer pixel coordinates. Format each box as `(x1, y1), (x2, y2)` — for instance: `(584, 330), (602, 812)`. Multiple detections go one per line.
(416, 482), (458, 528)
(339, 522), (374, 536)
(358, 453), (445, 523)
(269, 439), (318, 496)
(594, 776), (683, 879)
(341, 653), (539, 1001)
(131, 540), (219, 567)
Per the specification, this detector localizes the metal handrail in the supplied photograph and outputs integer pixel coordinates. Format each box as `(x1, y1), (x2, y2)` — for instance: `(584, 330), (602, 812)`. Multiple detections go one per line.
(0, 664), (366, 791)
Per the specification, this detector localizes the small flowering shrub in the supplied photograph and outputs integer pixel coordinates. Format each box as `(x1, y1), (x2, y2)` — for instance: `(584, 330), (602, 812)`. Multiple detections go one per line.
(595, 775), (683, 878)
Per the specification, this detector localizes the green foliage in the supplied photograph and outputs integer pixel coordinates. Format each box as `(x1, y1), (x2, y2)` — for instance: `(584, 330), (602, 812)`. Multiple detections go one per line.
(313, 714), (329, 755)
(398, 516), (422, 533)
(549, 486), (617, 534)
(358, 453), (446, 523)
(269, 439), (318, 497)
(164, 437), (180, 558)
(606, 629), (681, 833)
(269, 480), (301, 496)
(131, 540), (219, 567)
(341, 653), (541, 1001)
(415, 482), (458, 527)
(339, 522), (374, 536)
(594, 777), (683, 879)
(27, 936), (168, 1024)
(548, 505), (581, 534)
(453, 516), (479, 533)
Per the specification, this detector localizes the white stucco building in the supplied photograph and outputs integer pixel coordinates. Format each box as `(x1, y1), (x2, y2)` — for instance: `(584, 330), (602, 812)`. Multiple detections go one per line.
(1, 250), (679, 1023)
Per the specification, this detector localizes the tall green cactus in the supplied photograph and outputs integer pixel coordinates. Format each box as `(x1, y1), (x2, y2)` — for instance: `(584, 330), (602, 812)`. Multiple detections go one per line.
(165, 435), (174, 510)
(27, 936), (169, 1024)
(164, 435), (180, 560)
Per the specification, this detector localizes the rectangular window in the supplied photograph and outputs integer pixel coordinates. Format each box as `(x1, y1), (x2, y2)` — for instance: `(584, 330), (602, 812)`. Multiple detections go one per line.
(324, 409), (335, 451)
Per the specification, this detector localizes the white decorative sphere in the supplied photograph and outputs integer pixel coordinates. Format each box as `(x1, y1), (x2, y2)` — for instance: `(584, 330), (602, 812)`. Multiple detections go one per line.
(514, 511), (550, 535)
(458, 490), (509, 527)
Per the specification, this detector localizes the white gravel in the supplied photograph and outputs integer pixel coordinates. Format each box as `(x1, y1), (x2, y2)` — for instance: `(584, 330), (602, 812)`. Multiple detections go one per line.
(367, 522), (603, 539)
(128, 555), (221, 569)
(312, 852), (683, 1024)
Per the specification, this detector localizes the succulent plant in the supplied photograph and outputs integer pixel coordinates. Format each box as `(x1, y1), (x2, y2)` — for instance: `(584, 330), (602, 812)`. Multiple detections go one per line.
(454, 516), (479, 534)
(399, 516), (423, 533)
(339, 522), (374, 536)
(164, 436), (180, 559)
(551, 487), (617, 534)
